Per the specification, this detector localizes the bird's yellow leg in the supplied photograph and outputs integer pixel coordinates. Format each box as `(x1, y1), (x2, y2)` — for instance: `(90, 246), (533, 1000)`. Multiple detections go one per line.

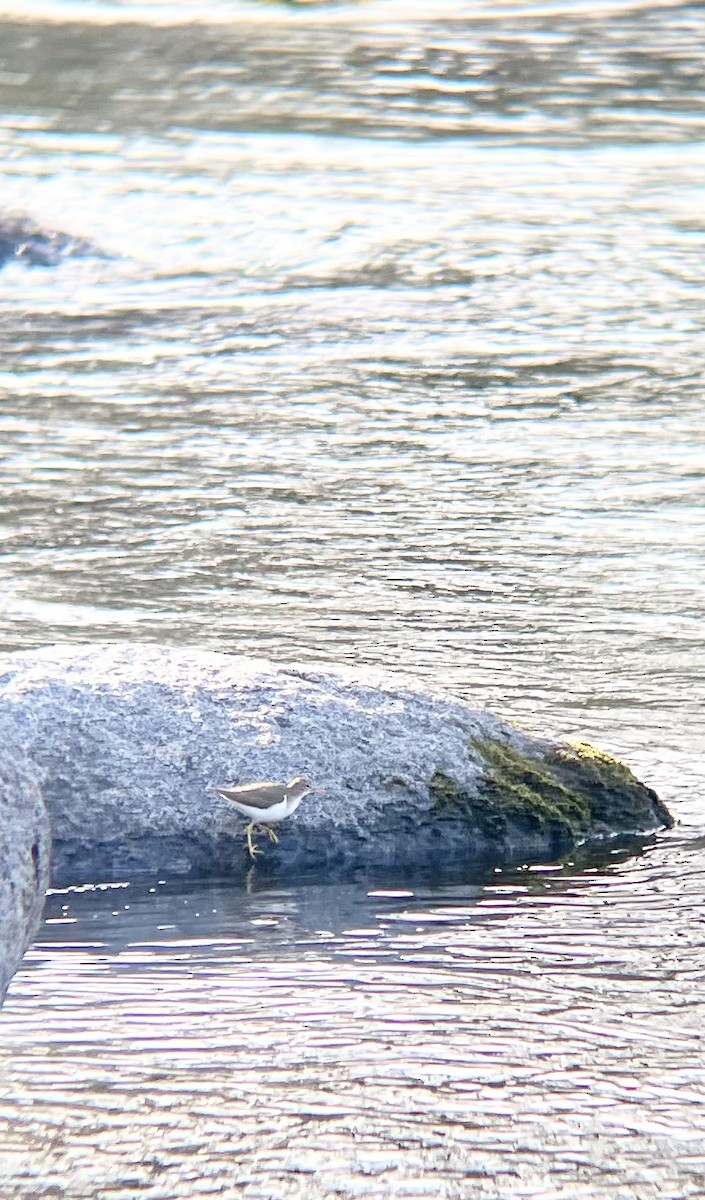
(266, 826), (279, 843)
(246, 822), (263, 859)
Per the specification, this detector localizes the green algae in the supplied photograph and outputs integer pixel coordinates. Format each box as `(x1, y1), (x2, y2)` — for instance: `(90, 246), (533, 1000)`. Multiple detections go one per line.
(427, 770), (463, 806)
(545, 741), (674, 831)
(428, 735), (673, 848)
(430, 737), (590, 845)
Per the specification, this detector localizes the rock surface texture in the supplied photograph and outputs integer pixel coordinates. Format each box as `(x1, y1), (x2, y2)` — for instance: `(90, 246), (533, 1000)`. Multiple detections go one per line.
(0, 643), (673, 886)
(0, 758), (51, 1003)
(0, 214), (95, 269)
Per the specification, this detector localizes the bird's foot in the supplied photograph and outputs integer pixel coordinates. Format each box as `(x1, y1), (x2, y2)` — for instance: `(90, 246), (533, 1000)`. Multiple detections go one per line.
(266, 827), (279, 844)
(246, 823), (264, 859)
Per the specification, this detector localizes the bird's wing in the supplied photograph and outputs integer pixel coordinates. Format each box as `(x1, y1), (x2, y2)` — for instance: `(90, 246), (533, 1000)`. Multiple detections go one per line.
(214, 783), (285, 809)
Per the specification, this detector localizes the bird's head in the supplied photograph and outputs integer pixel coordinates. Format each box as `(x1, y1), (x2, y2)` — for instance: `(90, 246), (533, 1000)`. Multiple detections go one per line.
(287, 777), (324, 800)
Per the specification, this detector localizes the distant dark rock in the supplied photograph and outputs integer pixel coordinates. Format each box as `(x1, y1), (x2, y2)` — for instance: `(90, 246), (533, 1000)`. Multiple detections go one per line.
(0, 643), (673, 889)
(0, 758), (51, 1005)
(0, 214), (96, 269)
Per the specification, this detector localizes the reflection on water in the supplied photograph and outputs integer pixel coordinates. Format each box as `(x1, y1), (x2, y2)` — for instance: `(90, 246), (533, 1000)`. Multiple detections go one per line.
(2, 836), (705, 1199)
(1, 0), (704, 1194)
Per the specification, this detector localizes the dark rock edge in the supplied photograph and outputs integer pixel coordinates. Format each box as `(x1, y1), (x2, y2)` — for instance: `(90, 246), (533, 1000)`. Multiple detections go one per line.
(430, 735), (673, 861)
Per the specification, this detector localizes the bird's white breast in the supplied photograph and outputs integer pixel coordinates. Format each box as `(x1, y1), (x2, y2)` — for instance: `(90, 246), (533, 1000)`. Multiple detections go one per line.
(228, 793), (304, 824)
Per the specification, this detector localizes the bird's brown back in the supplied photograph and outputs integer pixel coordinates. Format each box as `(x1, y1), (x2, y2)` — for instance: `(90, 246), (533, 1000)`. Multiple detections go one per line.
(214, 781), (288, 809)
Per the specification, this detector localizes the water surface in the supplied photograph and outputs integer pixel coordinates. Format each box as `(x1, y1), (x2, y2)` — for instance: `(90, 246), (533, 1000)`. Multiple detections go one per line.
(1, 0), (704, 1194)
(2, 837), (705, 1198)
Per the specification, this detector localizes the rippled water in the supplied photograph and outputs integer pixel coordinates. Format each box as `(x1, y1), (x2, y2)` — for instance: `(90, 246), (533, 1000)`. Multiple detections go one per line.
(1, 0), (704, 1195)
(3, 837), (705, 1198)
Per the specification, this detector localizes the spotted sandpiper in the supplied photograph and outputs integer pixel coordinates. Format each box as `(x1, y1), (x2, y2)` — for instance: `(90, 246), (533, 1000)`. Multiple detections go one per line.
(211, 776), (321, 859)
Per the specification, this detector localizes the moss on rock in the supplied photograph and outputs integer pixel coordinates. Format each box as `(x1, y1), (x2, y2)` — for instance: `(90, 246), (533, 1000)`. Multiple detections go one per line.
(427, 769), (463, 806)
(428, 735), (672, 850)
(545, 741), (674, 832)
(430, 737), (590, 846)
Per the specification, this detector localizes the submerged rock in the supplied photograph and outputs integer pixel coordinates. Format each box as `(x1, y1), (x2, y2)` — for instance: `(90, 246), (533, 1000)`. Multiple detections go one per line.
(0, 759), (51, 1004)
(0, 214), (95, 269)
(0, 643), (672, 886)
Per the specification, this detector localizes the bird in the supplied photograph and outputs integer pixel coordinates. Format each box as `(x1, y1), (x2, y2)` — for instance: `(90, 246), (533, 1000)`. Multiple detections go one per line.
(211, 776), (321, 859)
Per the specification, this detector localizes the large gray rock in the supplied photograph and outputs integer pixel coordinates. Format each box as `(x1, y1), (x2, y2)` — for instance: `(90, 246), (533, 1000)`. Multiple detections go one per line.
(0, 643), (672, 886)
(0, 758), (51, 1003)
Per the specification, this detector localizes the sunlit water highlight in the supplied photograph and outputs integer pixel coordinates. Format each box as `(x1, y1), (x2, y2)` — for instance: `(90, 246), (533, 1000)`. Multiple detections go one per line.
(0, 0), (704, 1194)
(2, 838), (705, 1198)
